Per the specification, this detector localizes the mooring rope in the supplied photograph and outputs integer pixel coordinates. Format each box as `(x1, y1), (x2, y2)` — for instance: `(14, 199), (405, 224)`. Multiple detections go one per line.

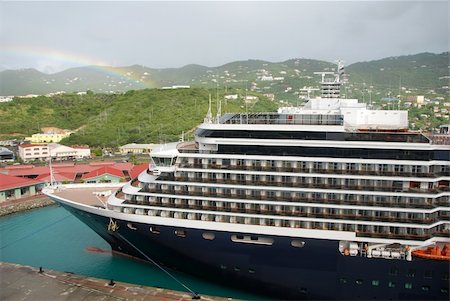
(0, 214), (72, 250)
(115, 232), (199, 298)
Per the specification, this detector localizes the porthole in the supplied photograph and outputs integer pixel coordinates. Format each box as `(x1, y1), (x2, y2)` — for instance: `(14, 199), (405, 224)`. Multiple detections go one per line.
(234, 267), (240, 272)
(248, 268), (255, 274)
(291, 240), (305, 248)
(149, 226), (160, 234)
(175, 229), (186, 237)
(356, 279), (363, 285)
(202, 232), (215, 240)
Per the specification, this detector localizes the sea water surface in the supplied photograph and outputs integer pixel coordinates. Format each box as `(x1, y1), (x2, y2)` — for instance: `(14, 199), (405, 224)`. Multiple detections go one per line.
(0, 205), (262, 300)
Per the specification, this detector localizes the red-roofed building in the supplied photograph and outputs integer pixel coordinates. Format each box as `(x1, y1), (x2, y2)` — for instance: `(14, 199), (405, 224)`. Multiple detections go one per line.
(81, 166), (125, 183)
(35, 172), (77, 184)
(0, 161), (134, 181)
(0, 174), (44, 202)
(129, 163), (149, 179)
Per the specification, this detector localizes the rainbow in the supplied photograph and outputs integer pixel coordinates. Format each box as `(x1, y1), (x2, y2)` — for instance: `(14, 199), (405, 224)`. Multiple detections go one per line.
(1, 45), (159, 88)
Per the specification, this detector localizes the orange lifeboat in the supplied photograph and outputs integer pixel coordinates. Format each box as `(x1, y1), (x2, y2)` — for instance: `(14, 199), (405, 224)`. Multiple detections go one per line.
(412, 245), (450, 261)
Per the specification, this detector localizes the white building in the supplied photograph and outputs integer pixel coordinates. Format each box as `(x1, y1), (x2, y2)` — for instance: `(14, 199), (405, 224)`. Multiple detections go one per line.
(48, 143), (90, 160)
(224, 94), (238, 100)
(18, 144), (49, 161)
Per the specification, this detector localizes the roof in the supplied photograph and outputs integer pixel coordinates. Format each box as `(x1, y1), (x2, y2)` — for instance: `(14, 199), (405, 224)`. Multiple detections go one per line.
(120, 143), (154, 149)
(0, 162), (133, 177)
(81, 166), (125, 180)
(0, 147), (14, 155)
(129, 163), (149, 179)
(0, 174), (43, 191)
(35, 172), (77, 182)
(19, 144), (47, 148)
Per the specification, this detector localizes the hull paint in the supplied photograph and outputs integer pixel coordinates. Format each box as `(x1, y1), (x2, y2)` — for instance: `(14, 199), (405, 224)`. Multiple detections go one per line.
(58, 202), (450, 300)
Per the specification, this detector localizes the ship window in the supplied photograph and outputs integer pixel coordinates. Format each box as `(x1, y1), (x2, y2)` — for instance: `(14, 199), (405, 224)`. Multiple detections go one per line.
(175, 229), (186, 237)
(406, 269), (416, 277)
(248, 268), (255, 274)
(220, 265), (227, 270)
(340, 278), (347, 284)
(234, 267), (240, 272)
(291, 240), (305, 248)
(127, 223), (137, 230)
(389, 267), (398, 276)
(202, 232), (215, 240)
(149, 226), (160, 234)
(300, 287), (307, 294)
(422, 285), (430, 292)
(405, 283), (412, 289)
(423, 270), (433, 279)
(356, 279), (363, 285)
(441, 288), (449, 294)
(231, 235), (274, 245)
(388, 281), (396, 288)
(372, 280), (379, 286)
(442, 272), (449, 280)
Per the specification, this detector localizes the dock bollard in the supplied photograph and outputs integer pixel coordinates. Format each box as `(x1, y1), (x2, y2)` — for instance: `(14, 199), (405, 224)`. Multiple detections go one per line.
(192, 292), (201, 300)
(38, 267), (43, 274)
(108, 279), (115, 286)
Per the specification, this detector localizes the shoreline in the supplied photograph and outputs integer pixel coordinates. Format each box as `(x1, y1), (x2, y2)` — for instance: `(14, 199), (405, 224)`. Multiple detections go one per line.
(0, 194), (56, 217)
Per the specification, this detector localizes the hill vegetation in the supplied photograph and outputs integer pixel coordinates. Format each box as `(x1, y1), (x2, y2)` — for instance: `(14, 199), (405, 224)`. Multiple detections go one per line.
(0, 88), (277, 147)
(2, 52), (448, 105)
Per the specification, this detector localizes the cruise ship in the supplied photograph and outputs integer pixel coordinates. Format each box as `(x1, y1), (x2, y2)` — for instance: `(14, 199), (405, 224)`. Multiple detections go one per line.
(45, 63), (450, 300)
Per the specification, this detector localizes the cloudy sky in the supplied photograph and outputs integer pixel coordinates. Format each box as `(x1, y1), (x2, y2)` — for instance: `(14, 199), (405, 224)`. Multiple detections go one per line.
(0, 1), (448, 73)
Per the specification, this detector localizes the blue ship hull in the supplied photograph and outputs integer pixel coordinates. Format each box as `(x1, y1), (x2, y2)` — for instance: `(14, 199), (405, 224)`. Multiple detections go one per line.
(60, 203), (450, 300)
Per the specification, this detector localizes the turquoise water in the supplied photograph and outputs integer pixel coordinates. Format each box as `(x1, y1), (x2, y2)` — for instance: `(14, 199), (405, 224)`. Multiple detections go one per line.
(0, 205), (262, 299)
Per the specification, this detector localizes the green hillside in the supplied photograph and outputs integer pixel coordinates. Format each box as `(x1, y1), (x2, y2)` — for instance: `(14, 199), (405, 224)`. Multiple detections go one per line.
(0, 88), (277, 147)
(1, 52), (448, 104)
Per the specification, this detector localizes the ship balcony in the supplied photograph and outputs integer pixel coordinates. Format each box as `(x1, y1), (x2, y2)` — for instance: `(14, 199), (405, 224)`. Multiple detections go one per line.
(166, 176), (447, 194)
(135, 201), (442, 225)
(147, 188), (437, 210)
(178, 164), (446, 179)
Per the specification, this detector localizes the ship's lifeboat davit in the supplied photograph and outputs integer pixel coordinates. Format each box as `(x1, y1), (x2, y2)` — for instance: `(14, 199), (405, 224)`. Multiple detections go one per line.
(412, 244), (450, 261)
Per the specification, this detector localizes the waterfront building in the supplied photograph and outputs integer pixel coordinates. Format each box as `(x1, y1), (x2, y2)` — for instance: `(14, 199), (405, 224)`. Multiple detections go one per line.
(81, 166), (125, 183)
(0, 174), (43, 202)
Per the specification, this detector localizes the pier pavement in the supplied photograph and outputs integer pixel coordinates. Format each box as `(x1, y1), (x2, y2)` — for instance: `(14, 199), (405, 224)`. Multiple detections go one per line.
(0, 262), (235, 301)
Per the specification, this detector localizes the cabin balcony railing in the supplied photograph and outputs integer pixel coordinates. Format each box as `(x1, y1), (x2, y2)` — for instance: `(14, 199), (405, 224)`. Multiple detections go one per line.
(120, 201), (442, 225)
(164, 176), (445, 194)
(142, 189), (438, 210)
(177, 164), (446, 178)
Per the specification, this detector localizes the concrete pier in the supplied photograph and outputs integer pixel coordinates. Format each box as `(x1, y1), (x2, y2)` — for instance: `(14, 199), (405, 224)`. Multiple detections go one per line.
(0, 262), (235, 301)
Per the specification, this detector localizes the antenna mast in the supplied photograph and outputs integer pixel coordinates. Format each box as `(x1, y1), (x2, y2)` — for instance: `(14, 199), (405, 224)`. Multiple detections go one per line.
(204, 94), (212, 124)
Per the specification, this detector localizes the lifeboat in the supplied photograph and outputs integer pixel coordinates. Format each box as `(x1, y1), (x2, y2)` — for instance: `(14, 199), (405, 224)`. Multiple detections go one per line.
(412, 244), (450, 261)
